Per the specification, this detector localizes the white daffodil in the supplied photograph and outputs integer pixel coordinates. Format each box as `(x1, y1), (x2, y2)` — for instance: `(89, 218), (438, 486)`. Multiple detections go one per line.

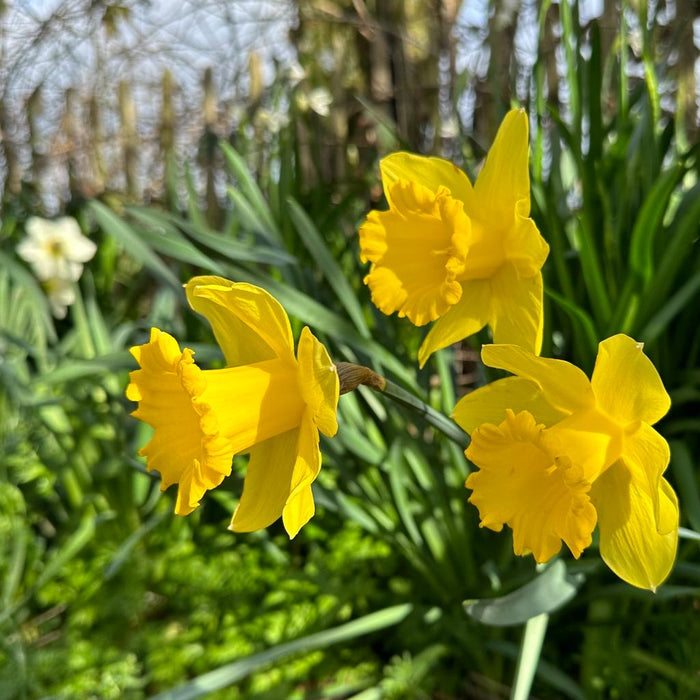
(17, 217), (97, 282)
(43, 277), (76, 319)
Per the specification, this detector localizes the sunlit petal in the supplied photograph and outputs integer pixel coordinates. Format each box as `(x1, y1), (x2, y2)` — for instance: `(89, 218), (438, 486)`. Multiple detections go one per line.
(296, 326), (339, 437)
(593, 461), (678, 591)
(489, 263), (544, 354)
(282, 410), (322, 538)
(622, 421), (671, 530)
(417, 279), (491, 367)
(469, 109), (530, 230)
(591, 334), (671, 426)
(453, 377), (567, 435)
(482, 344), (594, 414)
(230, 427), (301, 533)
(186, 276), (295, 366)
(379, 151), (474, 206)
(505, 215), (550, 278)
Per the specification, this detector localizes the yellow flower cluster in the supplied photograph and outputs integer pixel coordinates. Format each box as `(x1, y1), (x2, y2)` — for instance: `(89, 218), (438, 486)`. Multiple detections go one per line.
(126, 108), (678, 590)
(357, 108), (678, 590)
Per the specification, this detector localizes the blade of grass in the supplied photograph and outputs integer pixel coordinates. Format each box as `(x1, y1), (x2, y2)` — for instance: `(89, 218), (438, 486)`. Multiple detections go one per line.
(287, 196), (370, 338)
(89, 201), (181, 291)
(639, 272), (700, 344)
(220, 141), (282, 244)
(545, 288), (599, 366)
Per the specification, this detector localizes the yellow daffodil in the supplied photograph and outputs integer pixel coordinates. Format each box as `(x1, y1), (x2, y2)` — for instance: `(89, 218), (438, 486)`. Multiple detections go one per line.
(359, 108), (549, 367)
(126, 276), (339, 538)
(453, 334), (678, 591)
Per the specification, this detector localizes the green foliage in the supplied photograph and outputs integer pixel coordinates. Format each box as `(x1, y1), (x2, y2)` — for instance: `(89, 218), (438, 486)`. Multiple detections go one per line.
(1, 2), (699, 699)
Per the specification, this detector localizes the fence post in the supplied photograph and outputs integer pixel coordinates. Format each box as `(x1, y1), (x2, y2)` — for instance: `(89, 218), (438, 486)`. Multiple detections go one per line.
(160, 69), (177, 209)
(119, 80), (138, 200)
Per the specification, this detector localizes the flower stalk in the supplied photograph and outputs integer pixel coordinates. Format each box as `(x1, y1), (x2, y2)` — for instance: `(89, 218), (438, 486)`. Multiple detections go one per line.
(336, 361), (469, 446)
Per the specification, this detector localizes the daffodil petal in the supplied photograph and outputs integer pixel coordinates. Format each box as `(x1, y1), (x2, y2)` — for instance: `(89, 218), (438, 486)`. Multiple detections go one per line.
(591, 334), (671, 426)
(230, 427), (301, 533)
(379, 152), (473, 205)
(417, 279), (491, 367)
(452, 376), (567, 435)
(489, 263), (544, 354)
(230, 409), (322, 539)
(296, 326), (339, 437)
(482, 344), (594, 414)
(469, 109), (530, 230)
(505, 215), (550, 278)
(622, 422), (671, 530)
(592, 462), (678, 591)
(185, 276), (295, 366)
(282, 411), (322, 538)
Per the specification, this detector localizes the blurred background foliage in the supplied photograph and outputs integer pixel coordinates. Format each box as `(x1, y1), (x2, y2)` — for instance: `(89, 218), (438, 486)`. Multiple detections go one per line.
(1, 0), (699, 698)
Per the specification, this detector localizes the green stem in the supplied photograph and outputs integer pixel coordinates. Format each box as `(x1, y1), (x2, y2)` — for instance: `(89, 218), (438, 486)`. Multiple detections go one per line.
(335, 362), (470, 447)
(381, 379), (469, 447)
(511, 613), (549, 700)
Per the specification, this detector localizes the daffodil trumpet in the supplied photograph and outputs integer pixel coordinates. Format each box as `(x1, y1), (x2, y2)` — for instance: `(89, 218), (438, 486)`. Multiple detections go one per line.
(453, 334), (678, 591)
(359, 108), (549, 366)
(126, 276), (339, 539)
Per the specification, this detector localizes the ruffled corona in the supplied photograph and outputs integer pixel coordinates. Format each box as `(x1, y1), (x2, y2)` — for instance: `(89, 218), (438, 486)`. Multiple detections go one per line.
(466, 410), (597, 562)
(359, 180), (470, 326)
(358, 109), (550, 365)
(454, 335), (678, 590)
(126, 277), (339, 538)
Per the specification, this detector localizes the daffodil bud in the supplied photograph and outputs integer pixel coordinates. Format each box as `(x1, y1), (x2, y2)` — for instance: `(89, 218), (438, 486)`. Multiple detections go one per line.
(335, 362), (386, 395)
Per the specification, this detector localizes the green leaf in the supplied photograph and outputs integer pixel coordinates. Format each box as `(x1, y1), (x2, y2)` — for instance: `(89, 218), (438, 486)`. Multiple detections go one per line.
(639, 272), (700, 343)
(126, 206), (225, 273)
(545, 288), (599, 364)
(89, 201), (181, 290)
(287, 197), (370, 338)
(0, 251), (56, 344)
(32, 352), (134, 385)
(640, 182), (700, 314)
(220, 141), (282, 244)
(103, 512), (165, 580)
(670, 441), (700, 533)
(150, 604), (413, 700)
(464, 560), (584, 626)
(511, 613), (549, 700)
(572, 216), (612, 326)
(629, 164), (684, 286)
(0, 513), (113, 627)
(173, 216), (296, 266)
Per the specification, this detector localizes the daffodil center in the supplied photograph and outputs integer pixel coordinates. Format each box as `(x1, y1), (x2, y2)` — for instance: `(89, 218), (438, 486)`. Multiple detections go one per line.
(458, 217), (506, 280)
(466, 410), (597, 562)
(47, 239), (66, 259)
(358, 178), (472, 325)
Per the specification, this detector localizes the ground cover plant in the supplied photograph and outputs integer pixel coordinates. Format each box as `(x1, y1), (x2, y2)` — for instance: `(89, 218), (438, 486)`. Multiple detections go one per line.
(1, 2), (699, 698)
